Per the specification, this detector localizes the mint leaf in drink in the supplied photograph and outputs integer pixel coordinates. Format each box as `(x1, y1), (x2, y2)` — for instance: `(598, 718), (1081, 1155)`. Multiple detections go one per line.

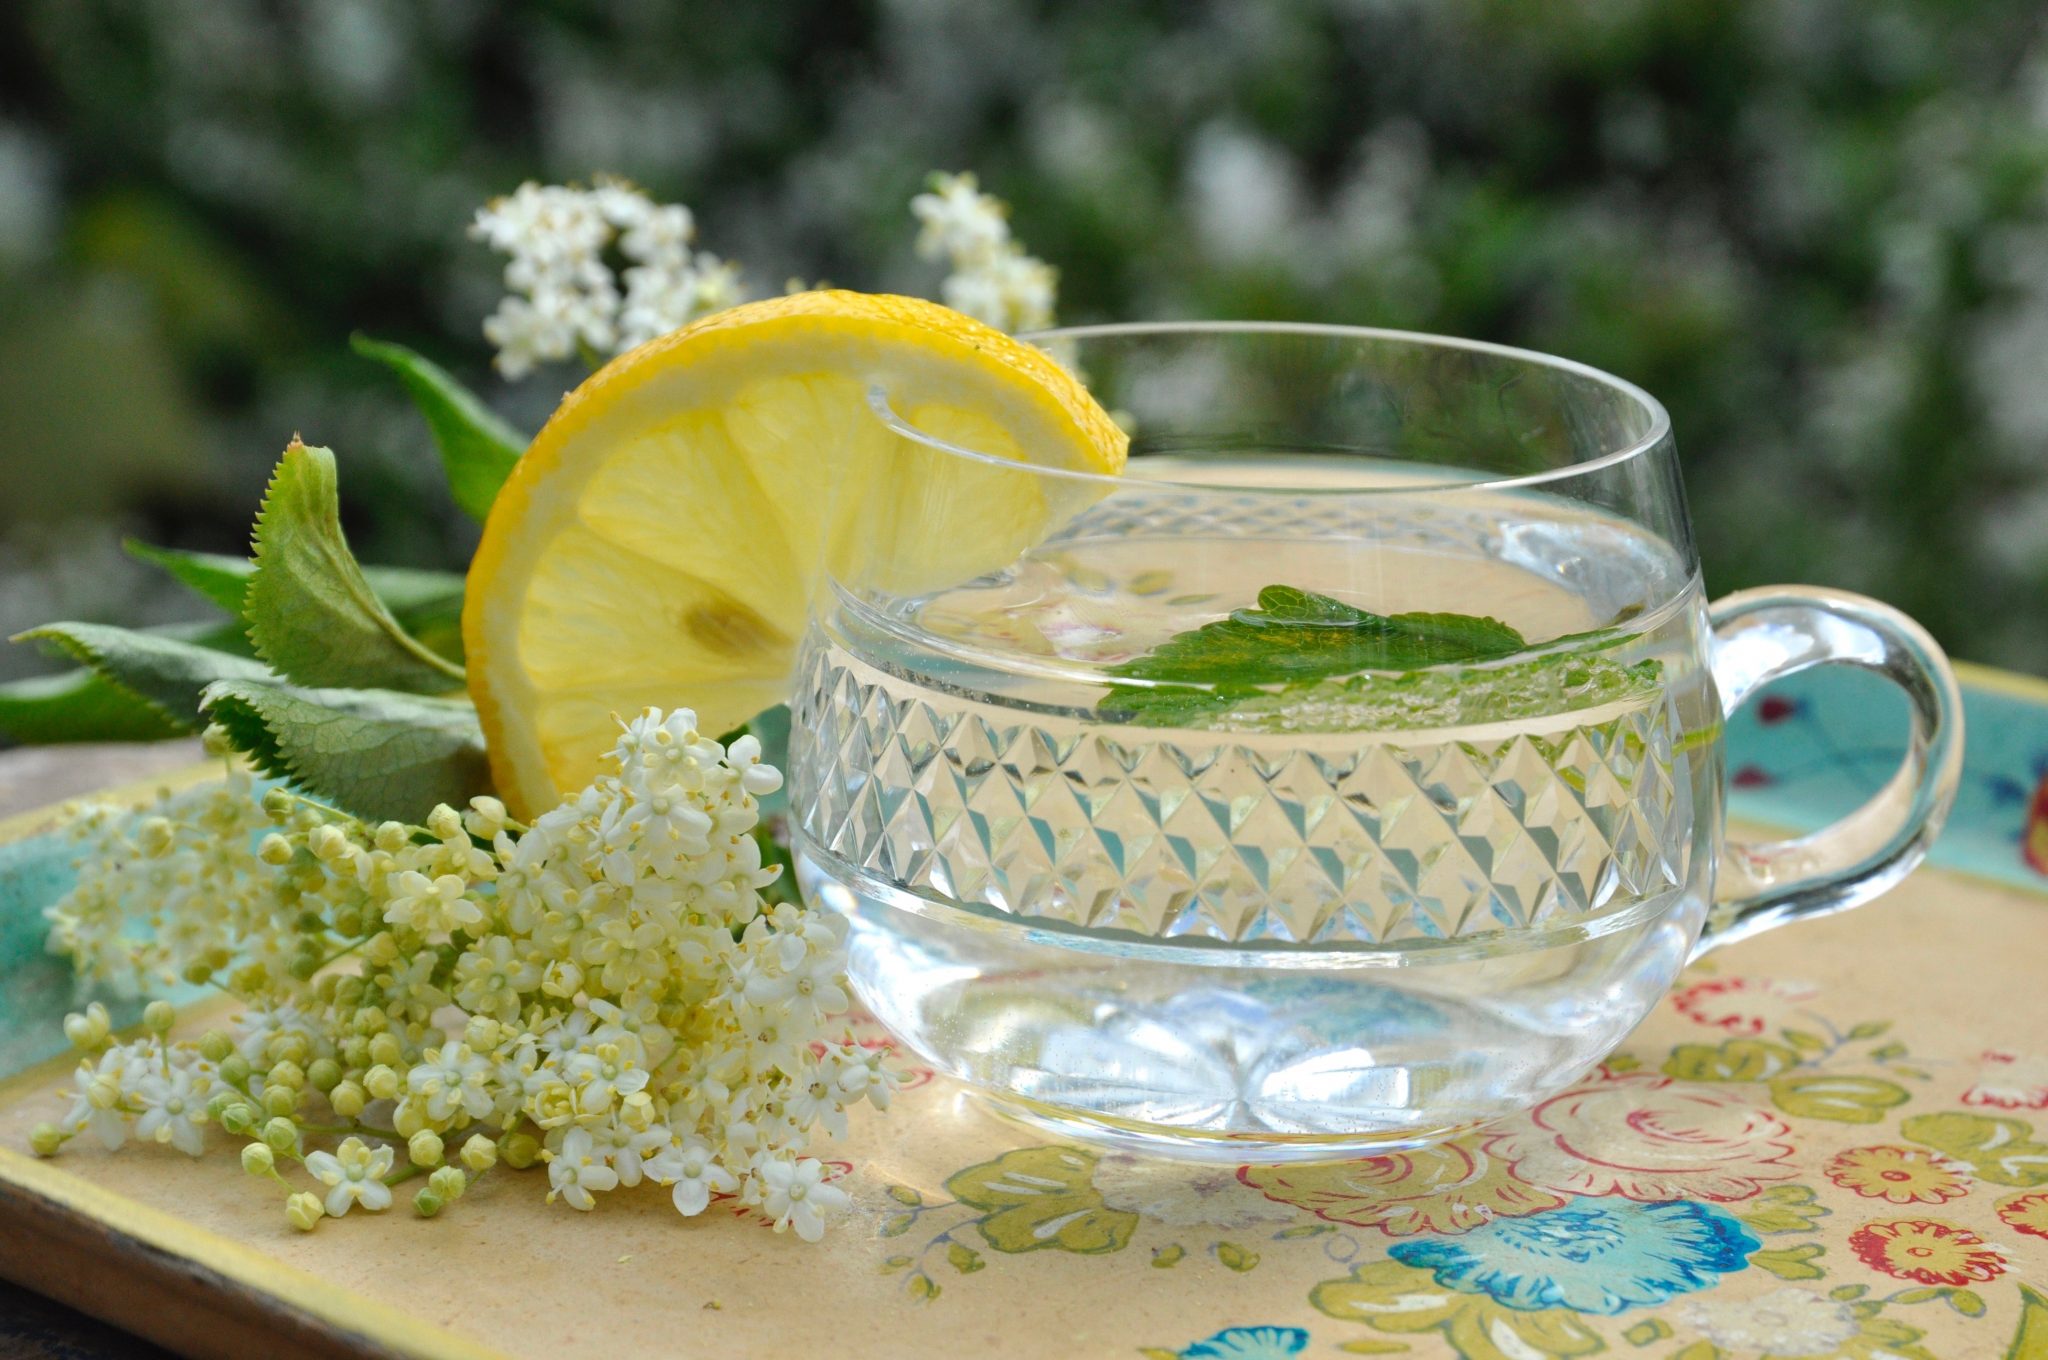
(245, 440), (467, 693)
(1100, 584), (1654, 730)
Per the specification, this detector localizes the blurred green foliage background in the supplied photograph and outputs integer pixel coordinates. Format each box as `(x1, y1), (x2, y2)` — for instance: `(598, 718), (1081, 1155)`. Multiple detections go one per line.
(2, 0), (2046, 685)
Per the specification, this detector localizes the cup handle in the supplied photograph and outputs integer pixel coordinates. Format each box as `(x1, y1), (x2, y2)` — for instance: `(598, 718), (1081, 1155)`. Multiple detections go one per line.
(1695, 586), (1965, 957)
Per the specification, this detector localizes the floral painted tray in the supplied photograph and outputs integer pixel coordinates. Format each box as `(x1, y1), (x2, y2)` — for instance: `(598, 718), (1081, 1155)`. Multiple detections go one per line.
(1, 666), (2046, 1360)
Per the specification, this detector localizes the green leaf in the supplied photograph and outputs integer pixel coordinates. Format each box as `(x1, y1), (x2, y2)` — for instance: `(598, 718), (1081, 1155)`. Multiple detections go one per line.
(1768, 1073), (1910, 1123)
(945, 1242), (984, 1274)
(879, 1255), (913, 1272)
(1109, 585), (1527, 691)
(1099, 585), (1659, 731)
(1749, 1243), (1825, 1280)
(1951, 1288), (1986, 1317)
(123, 539), (466, 663)
(878, 1213), (915, 1238)
(1848, 1020), (1892, 1040)
(0, 667), (184, 743)
(245, 441), (465, 693)
(885, 1184), (922, 1207)
(1275, 1222), (1333, 1239)
(352, 334), (525, 522)
(123, 539), (253, 613)
(1829, 1284), (1868, 1301)
(199, 679), (489, 822)
(16, 622), (276, 730)
(1150, 1244), (1184, 1268)
(905, 1273), (939, 1303)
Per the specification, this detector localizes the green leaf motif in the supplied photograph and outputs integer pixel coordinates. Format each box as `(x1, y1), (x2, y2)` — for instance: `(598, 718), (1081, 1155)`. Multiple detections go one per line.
(945, 1242), (984, 1275)
(1665, 1038), (1803, 1083)
(878, 1212), (915, 1238)
(1901, 1113), (2048, 1187)
(1623, 1318), (1672, 1345)
(1151, 1244), (1185, 1268)
(2009, 1282), (2048, 1360)
(885, 1184), (922, 1207)
(1750, 1243), (1826, 1280)
(943, 1146), (1137, 1256)
(1951, 1288), (1986, 1318)
(17, 622), (276, 730)
(1780, 1028), (1830, 1054)
(1215, 1240), (1259, 1272)
(1737, 1184), (1830, 1235)
(352, 334), (525, 523)
(245, 441), (465, 693)
(1311, 1259), (1604, 1360)
(200, 679), (489, 823)
(1767, 1073), (1910, 1123)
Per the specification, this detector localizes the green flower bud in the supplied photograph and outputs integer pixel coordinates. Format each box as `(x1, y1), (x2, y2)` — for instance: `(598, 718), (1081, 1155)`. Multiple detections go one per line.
(428, 1165), (466, 1201)
(258, 833), (294, 866)
(180, 960), (216, 986)
(142, 1000), (176, 1034)
(393, 1103), (425, 1138)
(373, 821), (411, 852)
(426, 805), (463, 840)
(460, 1134), (497, 1173)
(286, 1191), (324, 1232)
(364, 1064), (400, 1100)
(220, 1103), (257, 1135)
(241, 1143), (275, 1176)
(463, 1016), (502, 1052)
(29, 1123), (65, 1157)
(267, 1059), (306, 1091)
(199, 722), (235, 758)
(219, 1054), (252, 1087)
(62, 1011), (104, 1051)
(198, 1031), (234, 1064)
(367, 1032), (403, 1068)
(500, 1131), (540, 1170)
(306, 1058), (342, 1094)
(136, 816), (176, 857)
(413, 1188), (444, 1218)
(408, 1130), (444, 1168)
(328, 1080), (366, 1119)
(261, 1117), (297, 1151)
(263, 1084), (300, 1118)
(261, 788), (296, 823)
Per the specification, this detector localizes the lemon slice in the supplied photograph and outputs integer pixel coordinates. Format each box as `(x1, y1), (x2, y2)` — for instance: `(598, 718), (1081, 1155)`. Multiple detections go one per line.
(464, 290), (1127, 816)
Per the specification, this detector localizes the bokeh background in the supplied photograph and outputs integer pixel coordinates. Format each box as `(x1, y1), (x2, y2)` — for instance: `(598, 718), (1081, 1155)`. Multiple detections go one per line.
(3, 0), (2047, 694)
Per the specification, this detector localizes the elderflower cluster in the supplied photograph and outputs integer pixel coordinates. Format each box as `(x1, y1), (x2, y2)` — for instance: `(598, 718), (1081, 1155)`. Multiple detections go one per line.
(471, 178), (745, 378)
(32, 712), (892, 1242)
(910, 172), (1058, 333)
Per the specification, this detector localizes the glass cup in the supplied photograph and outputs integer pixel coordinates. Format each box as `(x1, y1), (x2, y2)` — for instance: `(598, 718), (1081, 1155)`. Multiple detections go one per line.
(788, 324), (1963, 1162)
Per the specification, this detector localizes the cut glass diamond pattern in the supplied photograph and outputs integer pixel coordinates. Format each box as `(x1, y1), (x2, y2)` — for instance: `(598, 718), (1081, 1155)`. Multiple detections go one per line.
(793, 645), (1688, 946)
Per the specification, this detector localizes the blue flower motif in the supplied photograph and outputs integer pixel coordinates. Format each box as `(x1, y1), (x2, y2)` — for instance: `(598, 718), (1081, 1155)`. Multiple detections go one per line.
(1178, 1325), (1309, 1360)
(1387, 1197), (1757, 1315)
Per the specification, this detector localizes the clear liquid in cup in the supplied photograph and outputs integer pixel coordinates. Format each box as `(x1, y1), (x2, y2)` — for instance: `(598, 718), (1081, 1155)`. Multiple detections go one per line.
(790, 455), (1719, 1160)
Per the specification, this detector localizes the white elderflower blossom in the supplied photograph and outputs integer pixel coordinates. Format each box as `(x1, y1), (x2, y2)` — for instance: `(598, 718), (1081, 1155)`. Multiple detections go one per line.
(32, 710), (893, 1241)
(911, 171), (1059, 332)
(472, 177), (747, 376)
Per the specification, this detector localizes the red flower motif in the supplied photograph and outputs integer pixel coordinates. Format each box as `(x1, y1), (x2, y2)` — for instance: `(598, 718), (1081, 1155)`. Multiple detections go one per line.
(1961, 1050), (2048, 1111)
(1669, 976), (1818, 1037)
(1486, 1069), (1798, 1202)
(1849, 1218), (2005, 1286)
(1998, 1191), (2048, 1241)
(1731, 765), (1774, 789)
